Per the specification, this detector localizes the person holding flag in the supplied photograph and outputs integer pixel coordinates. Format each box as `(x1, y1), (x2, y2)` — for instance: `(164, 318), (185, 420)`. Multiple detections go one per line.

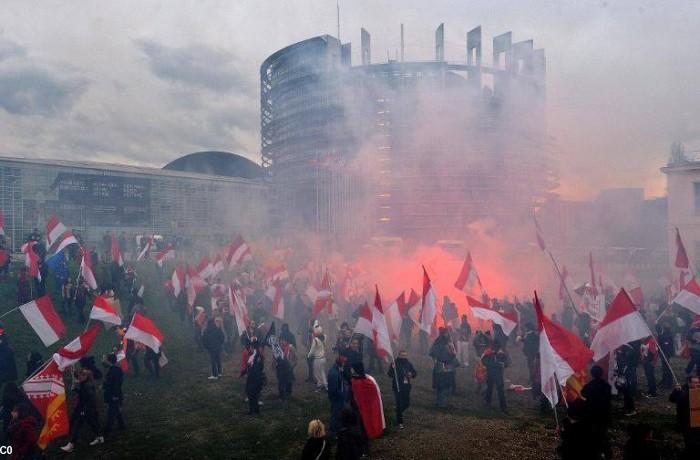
(429, 328), (457, 408)
(387, 349), (417, 429)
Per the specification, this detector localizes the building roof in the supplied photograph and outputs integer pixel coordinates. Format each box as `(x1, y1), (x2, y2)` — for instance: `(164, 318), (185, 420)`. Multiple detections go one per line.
(0, 154), (266, 185)
(163, 151), (267, 179)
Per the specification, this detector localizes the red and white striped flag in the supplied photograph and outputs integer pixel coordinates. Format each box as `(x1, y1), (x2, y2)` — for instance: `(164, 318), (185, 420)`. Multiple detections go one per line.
(136, 236), (153, 261)
(406, 289), (421, 327)
(212, 254), (225, 277)
(535, 292), (593, 407)
(186, 265), (206, 307)
(311, 271), (334, 318)
(371, 286), (393, 359)
(196, 256), (214, 280)
(384, 291), (406, 342)
(591, 289), (651, 361)
(227, 236), (252, 269)
(269, 265), (290, 284)
(53, 324), (102, 371)
(21, 241), (41, 281)
(420, 266), (438, 337)
(454, 252), (484, 294)
(171, 265), (185, 298)
(124, 313), (164, 353)
(45, 216), (78, 255)
(19, 296), (65, 346)
(354, 301), (373, 339)
(89, 296), (122, 326)
(79, 248), (98, 290)
(672, 278), (700, 315)
(467, 296), (518, 335)
(228, 284), (250, 336)
(154, 245), (175, 267)
(111, 235), (124, 267)
(623, 273), (644, 307)
(265, 282), (285, 320)
(675, 228), (691, 289)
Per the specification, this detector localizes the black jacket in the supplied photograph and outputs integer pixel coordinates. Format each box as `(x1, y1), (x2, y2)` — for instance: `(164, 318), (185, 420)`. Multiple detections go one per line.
(581, 378), (612, 425)
(300, 437), (330, 460)
(202, 325), (225, 352)
(388, 358), (417, 392)
(0, 341), (17, 384)
(103, 365), (124, 403)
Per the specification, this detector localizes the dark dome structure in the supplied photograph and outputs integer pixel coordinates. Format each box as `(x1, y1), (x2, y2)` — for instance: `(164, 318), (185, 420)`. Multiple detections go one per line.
(163, 151), (266, 179)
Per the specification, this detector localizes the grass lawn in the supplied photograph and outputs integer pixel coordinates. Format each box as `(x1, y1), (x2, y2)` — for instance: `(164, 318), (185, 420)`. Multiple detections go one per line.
(0, 261), (688, 459)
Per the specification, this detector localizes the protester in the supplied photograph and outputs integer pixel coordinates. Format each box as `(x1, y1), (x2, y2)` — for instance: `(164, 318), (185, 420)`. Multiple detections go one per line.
(581, 365), (612, 459)
(61, 279), (75, 317)
(557, 400), (596, 460)
(669, 375), (700, 457)
(481, 340), (510, 414)
(335, 406), (364, 460)
(242, 339), (266, 415)
(24, 351), (42, 379)
(74, 279), (89, 323)
(456, 315), (472, 367)
(143, 346), (161, 379)
(327, 352), (350, 436)
(275, 336), (297, 402)
(300, 419), (330, 460)
(687, 319), (700, 377)
(387, 350), (417, 429)
(0, 333), (17, 387)
(308, 322), (327, 391)
(202, 318), (225, 380)
(61, 367), (103, 452)
(1, 382), (30, 436)
(16, 268), (31, 305)
(6, 402), (39, 460)
(640, 337), (658, 398)
(430, 328), (457, 408)
(615, 342), (639, 416)
(103, 353), (126, 436)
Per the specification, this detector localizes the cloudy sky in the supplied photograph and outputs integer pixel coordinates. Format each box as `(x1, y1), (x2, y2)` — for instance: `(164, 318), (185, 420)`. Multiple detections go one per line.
(0, 0), (698, 199)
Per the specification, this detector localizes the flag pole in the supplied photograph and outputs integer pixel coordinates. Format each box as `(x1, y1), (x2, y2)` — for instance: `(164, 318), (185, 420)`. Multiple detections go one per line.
(547, 250), (581, 316)
(0, 306), (20, 320)
(640, 312), (680, 386)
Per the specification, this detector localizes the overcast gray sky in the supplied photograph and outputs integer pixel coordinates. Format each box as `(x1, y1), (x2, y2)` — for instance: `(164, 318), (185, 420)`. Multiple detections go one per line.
(0, 0), (698, 199)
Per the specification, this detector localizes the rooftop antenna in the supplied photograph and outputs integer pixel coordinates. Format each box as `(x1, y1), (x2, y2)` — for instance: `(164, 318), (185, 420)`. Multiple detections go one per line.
(336, 0), (340, 40)
(400, 24), (405, 61)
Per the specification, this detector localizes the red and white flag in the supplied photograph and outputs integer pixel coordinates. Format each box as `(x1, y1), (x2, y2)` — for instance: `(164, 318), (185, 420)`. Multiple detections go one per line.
(534, 291), (593, 407)
(354, 301), (374, 339)
(21, 241), (41, 281)
(45, 216), (78, 255)
(591, 289), (651, 361)
(154, 245), (175, 267)
(136, 236), (153, 261)
(623, 273), (644, 306)
(406, 289), (421, 327)
(196, 256), (214, 280)
(265, 282), (285, 320)
(19, 296), (65, 346)
(466, 296), (518, 335)
(227, 236), (252, 269)
(534, 213), (546, 252)
(675, 228), (691, 289)
(89, 295), (122, 326)
(311, 271), (335, 318)
(672, 278), (700, 316)
(186, 265), (206, 307)
(454, 252), (484, 294)
(125, 313), (164, 353)
(111, 235), (124, 267)
(171, 265), (185, 298)
(80, 248), (98, 290)
(384, 291), (406, 342)
(371, 286), (393, 359)
(228, 285), (250, 336)
(420, 266), (438, 336)
(212, 254), (225, 277)
(53, 324), (102, 371)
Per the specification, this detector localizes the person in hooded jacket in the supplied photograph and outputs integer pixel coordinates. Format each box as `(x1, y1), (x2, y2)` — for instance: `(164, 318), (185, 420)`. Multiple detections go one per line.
(387, 350), (417, 429)
(202, 319), (225, 379)
(335, 406), (364, 460)
(275, 336), (297, 402)
(61, 367), (103, 452)
(102, 353), (125, 436)
(242, 340), (266, 415)
(481, 340), (510, 414)
(429, 328), (457, 408)
(0, 333), (17, 387)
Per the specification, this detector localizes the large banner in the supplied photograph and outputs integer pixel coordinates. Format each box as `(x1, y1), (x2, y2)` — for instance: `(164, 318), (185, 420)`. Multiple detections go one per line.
(51, 173), (151, 225)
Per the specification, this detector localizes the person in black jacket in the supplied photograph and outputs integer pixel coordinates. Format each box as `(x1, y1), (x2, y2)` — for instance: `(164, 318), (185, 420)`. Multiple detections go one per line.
(387, 350), (417, 429)
(581, 365), (612, 460)
(669, 376), (700, 457)
(0, 333), (17, 387)
(481, 341), (510, 414)
(61, 367), (103, 452)
(280, 323), (296, 348)
(25, 351), (42, 379)
(657, 324), (675, 388)
(557, 400), (596, 460)
(326, 352), (350, 436)
(243, 340), (266, 415)
(300, 419), (330, 460)
(202, 319), (225, 379)
(430, 329), (457, 408)
(102, 353), (125, 435)
(622, 423), (660, 460)
(335, 406), (364, 460)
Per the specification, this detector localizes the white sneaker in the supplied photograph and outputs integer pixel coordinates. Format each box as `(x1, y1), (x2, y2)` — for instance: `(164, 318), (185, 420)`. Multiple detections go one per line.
(258, 400), (264, 405)
(60, 442), (74, 452)
(208, 375), (218, 380)
(89, 436), (104, 446)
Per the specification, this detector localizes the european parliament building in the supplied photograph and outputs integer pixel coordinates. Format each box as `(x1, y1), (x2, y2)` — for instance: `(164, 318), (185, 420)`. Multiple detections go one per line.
(0, 151), (268, 251)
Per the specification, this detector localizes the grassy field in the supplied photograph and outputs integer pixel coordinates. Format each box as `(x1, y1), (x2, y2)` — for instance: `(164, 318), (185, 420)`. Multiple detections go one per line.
(0, 261), (688, 459)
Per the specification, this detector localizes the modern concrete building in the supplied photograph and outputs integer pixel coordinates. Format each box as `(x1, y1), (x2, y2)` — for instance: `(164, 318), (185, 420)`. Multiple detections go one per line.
(261, 25), (556, 242)
(0, 152), (268, 250)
